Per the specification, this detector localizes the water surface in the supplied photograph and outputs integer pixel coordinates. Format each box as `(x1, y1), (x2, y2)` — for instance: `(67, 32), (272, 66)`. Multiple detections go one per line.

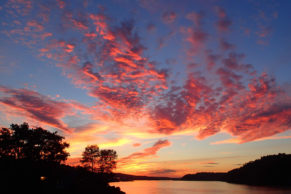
(110, 180), (291, 194)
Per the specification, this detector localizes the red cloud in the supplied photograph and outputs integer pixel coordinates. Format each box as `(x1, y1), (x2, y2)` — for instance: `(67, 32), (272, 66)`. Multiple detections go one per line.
(5, 1), (289, 144)
(38, 16), (169, 118)
(0, 86), (72, 133)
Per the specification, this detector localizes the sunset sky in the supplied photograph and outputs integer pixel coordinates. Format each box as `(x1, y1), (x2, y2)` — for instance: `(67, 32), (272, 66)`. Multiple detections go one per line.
(0, 0), (291, 177)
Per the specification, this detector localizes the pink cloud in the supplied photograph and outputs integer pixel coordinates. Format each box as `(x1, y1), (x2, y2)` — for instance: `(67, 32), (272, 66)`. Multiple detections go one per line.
(186, 11), (204, 27)
(0, 86), (72, 133)
(57, 0), (65, 9)
(182, 26), (208, 55)
(219, 39), (235, 51)
(215, 7), (232, 32)
(25, 20), (44, 32)
(162, 11), (177, 24)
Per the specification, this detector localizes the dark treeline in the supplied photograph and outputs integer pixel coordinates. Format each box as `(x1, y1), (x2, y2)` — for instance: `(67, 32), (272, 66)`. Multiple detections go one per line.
(0, 123), (124, 194)
(182, 153), (291, 187)
(1, 158), (124, 194)
(225, 153), (291, 186)
(182, 172), (226, 181)
(113, 173), (179, 181)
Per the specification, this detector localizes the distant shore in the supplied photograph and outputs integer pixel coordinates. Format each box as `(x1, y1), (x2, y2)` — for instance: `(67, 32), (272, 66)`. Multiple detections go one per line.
(114, 153), (291, 187)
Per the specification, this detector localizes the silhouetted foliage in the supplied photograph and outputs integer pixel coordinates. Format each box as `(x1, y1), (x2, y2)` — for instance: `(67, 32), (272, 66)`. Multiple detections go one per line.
(0, 158), (125, 194)
(113, 173), (178, 181)
(181, 153), (291, 187)
(0, 123), (69, 163)
(0, 123), (124, 194)
(81, 145), (100, 172)
(80, 145), (118, 174)
(99, 149), (117, 173)
(225, 153), (291, 186)
(182, 172), (226, 181)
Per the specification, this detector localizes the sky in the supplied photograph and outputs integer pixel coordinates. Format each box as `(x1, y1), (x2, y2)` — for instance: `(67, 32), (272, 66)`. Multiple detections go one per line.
(0, 0), (291, 177)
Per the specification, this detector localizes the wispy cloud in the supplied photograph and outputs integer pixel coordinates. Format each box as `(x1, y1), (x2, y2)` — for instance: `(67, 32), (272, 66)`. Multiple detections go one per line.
(119, 139), (171, 164)
(0, 86), (72, 133)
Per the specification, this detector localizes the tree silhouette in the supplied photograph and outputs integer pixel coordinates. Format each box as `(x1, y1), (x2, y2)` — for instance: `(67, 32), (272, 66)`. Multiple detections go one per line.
(80, 145), (100, 172)
(80, 145), (118, 173)
(0, 123), (125, 193)
(99, 149), (117, 174)
(0, 122), (69, 163)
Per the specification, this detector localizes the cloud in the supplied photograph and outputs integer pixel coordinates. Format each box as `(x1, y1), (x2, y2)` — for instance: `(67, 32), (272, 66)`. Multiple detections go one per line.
(162, 11), (177, 23)
(185, 28), (208, 48)
(182, 14), (208, 55)
(201, 161), (219, 165)
(217, 19), (232, 32)
(119, 139), (171, 164)
(133, 143), (141, 147)
(39, 14), (169, 120)
(215, 6), (232, 32)
(149, 169), (177, 175)
(25, 20), (44, 32)
(186, 12), (204, 27)
(57, 0), (65, 9)
(0, 86), (72, 133)
(2, 0), (291, 145)
(219, 39), (235, 51)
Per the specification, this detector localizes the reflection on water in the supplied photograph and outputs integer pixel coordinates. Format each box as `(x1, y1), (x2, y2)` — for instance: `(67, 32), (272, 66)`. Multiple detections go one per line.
(110, 180), (291, 194)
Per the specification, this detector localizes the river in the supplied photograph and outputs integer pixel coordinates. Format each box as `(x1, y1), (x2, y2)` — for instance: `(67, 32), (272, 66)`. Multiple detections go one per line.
(110, 180), (291, 194)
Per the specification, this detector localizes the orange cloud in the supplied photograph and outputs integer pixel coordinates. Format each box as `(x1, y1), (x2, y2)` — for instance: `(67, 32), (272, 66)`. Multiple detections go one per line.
(119, 139), (171, 164)
(133, 143), (141, 147)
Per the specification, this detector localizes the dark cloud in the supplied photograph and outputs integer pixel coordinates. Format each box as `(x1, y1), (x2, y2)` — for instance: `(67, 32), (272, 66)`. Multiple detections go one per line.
(150, 169), (176, 174)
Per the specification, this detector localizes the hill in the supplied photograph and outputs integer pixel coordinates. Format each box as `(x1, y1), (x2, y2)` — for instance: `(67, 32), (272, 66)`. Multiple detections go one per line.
(181, 153), (291, 187)
(182, 172), (226, 181)
(113, 173), (178, 181)
(225, 153), (291, 186)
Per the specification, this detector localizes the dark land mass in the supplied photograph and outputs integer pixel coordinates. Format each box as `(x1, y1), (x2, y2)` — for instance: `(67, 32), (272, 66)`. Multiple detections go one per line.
(113, 173), (179, 181)
(181, 153), (291, 187)
(0, 158), (125, 194)
(182, 172), (226, 181)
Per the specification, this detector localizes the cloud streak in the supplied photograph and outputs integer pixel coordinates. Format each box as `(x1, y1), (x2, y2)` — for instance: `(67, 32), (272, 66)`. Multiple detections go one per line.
(119, 139), (171, 164)
(0, 86), (72, 133)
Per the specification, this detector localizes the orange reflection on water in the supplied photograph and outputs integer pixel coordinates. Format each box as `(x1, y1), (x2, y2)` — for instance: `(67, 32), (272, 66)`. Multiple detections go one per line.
(111, 180), (291, 194)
